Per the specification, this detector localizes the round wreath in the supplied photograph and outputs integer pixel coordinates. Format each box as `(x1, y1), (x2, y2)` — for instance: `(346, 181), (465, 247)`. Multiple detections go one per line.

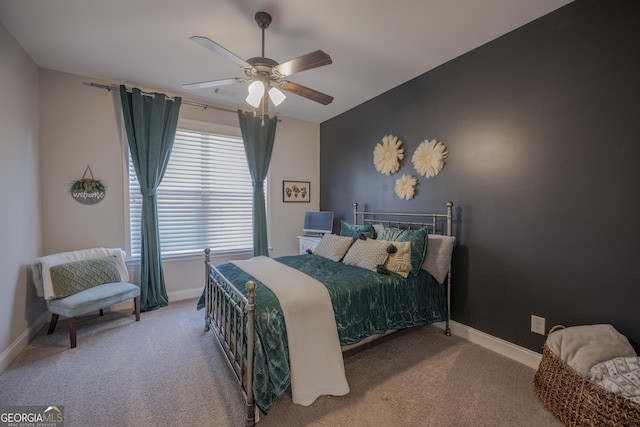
(395, 175), (418, 200)
(412, 139), (448, 178)
(373, 134), (404, 175)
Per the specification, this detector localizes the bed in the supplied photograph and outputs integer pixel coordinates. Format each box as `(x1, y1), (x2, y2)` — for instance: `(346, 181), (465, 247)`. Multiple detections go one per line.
(199, 202), (455, 426)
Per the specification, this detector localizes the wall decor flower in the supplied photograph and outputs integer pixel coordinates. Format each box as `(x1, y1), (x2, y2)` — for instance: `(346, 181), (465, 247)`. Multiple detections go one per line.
(412, 139), (448, 178)
(373, 134), (404, 175)
(395, 174), (418, 200)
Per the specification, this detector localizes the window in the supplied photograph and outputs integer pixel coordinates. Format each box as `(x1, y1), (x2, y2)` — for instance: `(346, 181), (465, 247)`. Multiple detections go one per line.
(127, 120), (265, 259)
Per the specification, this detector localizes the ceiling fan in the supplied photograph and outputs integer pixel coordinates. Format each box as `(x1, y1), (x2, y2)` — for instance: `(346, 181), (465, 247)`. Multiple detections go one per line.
(182, 11), (333, 111)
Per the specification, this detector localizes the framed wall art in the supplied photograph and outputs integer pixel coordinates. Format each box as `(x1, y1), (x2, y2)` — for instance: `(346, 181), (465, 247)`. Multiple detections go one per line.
(282, 180), (310, 203)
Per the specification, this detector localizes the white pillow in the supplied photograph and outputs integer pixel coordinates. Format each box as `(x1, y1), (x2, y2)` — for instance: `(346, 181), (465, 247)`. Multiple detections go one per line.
(343, 238), (390, 271)
(313, 234), (353, 262)
(421, 234), (455, 283)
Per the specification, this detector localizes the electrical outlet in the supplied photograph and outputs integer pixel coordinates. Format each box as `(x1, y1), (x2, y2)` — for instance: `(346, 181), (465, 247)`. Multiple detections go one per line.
(531, 315), (546, 335)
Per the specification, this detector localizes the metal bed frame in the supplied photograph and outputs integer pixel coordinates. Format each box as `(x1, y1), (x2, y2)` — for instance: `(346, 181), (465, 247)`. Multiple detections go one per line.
(353, 201), (453, 336)
(203, 201), (454, 426)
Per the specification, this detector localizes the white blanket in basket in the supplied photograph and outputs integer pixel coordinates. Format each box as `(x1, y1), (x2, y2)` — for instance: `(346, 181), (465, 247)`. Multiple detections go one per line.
(546, 324), (637, 375)
(588, 357), (640, 404)
(231, 256), (349, 406)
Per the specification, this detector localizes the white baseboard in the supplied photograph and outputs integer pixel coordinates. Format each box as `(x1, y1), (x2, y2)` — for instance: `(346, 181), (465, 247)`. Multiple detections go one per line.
(434, 320), (542, 370)
(0, 311), (49, 374)
(168, 288), (202, 302)
(110, 287), (202, 312)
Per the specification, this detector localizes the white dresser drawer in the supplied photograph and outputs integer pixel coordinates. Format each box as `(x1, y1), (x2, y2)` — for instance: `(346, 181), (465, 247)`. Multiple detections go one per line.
(298, 235), (322, 254)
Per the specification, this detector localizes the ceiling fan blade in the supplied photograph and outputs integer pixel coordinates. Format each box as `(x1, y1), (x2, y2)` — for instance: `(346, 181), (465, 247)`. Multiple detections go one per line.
(278, 81), (333, 105)
(274, 50), (332, 77)
(190, 36), (252, 69)
(182, 77), (247, 90)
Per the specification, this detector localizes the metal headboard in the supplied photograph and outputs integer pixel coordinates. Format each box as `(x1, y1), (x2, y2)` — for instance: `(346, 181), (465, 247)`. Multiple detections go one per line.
(353, 201), (454, 336)
(353, 201), (454, 237)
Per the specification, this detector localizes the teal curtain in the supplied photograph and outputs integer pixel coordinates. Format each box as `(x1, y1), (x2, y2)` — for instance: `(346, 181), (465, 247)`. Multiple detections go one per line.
(120, 86), (181, 312)
(237, 111), (277, 257)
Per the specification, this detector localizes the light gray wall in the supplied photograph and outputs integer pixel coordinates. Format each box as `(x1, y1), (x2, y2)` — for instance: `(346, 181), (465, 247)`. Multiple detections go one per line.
(38, 69), (320, 299)
(0, 22), (45, 370)
(1, 44), (320, 367)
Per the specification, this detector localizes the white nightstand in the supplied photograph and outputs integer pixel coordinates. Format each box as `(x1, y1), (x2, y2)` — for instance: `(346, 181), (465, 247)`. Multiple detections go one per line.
(298, 235), (322, 254)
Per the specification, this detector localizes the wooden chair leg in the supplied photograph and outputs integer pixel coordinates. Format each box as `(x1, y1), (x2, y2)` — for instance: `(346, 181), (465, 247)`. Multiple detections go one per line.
(134, 296), (140, 321)
(69, 317), (77, 348)
(47, 314), (59, 335)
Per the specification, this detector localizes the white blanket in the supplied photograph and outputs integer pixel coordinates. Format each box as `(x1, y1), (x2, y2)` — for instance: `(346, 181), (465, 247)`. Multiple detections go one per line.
(32, 248), (130, 300)
(231, 256), (349, 406)
(546, 324), (637, 375)
(588, 357), (640, 404)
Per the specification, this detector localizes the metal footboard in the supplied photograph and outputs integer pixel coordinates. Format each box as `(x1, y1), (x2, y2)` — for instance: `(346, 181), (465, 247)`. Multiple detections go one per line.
(204, 249), (256, 426)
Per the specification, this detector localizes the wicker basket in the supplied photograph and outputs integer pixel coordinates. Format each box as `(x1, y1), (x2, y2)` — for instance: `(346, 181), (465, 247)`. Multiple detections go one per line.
(533, 328), (640, 426)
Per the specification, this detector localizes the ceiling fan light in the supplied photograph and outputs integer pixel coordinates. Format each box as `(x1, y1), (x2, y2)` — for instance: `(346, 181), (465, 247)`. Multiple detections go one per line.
(246, 80), (265, 108)
(269, 87), (286, 106)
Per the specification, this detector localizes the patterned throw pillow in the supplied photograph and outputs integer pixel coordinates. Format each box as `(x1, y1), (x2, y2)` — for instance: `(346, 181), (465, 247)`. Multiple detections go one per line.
(377, 225), (428, 276)
(313, 234), (354, 262)
(50, 256), (122, 298)
(343, 238), (390, 272)
(339, 220), (376, 241)
(376, 239), (412, 278)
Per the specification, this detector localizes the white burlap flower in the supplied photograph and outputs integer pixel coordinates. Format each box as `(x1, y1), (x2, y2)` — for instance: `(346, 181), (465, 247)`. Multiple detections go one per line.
(395, 175), (417, 200)
(412, 139), (448, 178)
(373, 135), (404, 175)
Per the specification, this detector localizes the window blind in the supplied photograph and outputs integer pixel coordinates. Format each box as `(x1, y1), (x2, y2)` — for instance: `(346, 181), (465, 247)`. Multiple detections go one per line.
(128, 127), (264, 258)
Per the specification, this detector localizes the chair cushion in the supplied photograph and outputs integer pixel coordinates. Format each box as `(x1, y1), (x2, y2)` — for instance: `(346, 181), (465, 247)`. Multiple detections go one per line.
(47, 282), (140, 318)
(50, 256), (122, 298)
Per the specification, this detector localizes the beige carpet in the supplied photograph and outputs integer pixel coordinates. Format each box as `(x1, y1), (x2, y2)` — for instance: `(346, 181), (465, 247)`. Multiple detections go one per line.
(0, 299), (562, 427)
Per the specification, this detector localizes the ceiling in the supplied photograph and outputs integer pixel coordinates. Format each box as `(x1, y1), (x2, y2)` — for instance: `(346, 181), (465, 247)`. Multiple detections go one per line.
(0, 0), (573, 123)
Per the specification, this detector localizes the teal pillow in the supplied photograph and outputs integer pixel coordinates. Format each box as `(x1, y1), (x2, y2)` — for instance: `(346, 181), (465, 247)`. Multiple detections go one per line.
(340, 220), (376, 241)
(50, 256), (122, 298)
(377, 224), (428, 276)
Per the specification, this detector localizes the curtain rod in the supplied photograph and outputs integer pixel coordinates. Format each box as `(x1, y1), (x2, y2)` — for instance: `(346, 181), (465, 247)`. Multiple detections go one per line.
(85, 82), (238, 114)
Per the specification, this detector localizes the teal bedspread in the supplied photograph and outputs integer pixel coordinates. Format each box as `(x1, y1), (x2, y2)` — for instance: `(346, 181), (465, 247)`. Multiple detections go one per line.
(198, 254), (448, 413)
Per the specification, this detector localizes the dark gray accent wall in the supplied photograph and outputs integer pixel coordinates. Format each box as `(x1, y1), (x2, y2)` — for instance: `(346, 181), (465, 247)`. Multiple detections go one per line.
(320, 0), (640, 352)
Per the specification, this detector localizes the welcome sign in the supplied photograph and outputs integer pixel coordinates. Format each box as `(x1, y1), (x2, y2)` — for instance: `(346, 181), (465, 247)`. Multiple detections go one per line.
(70, 165), (105, 205)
